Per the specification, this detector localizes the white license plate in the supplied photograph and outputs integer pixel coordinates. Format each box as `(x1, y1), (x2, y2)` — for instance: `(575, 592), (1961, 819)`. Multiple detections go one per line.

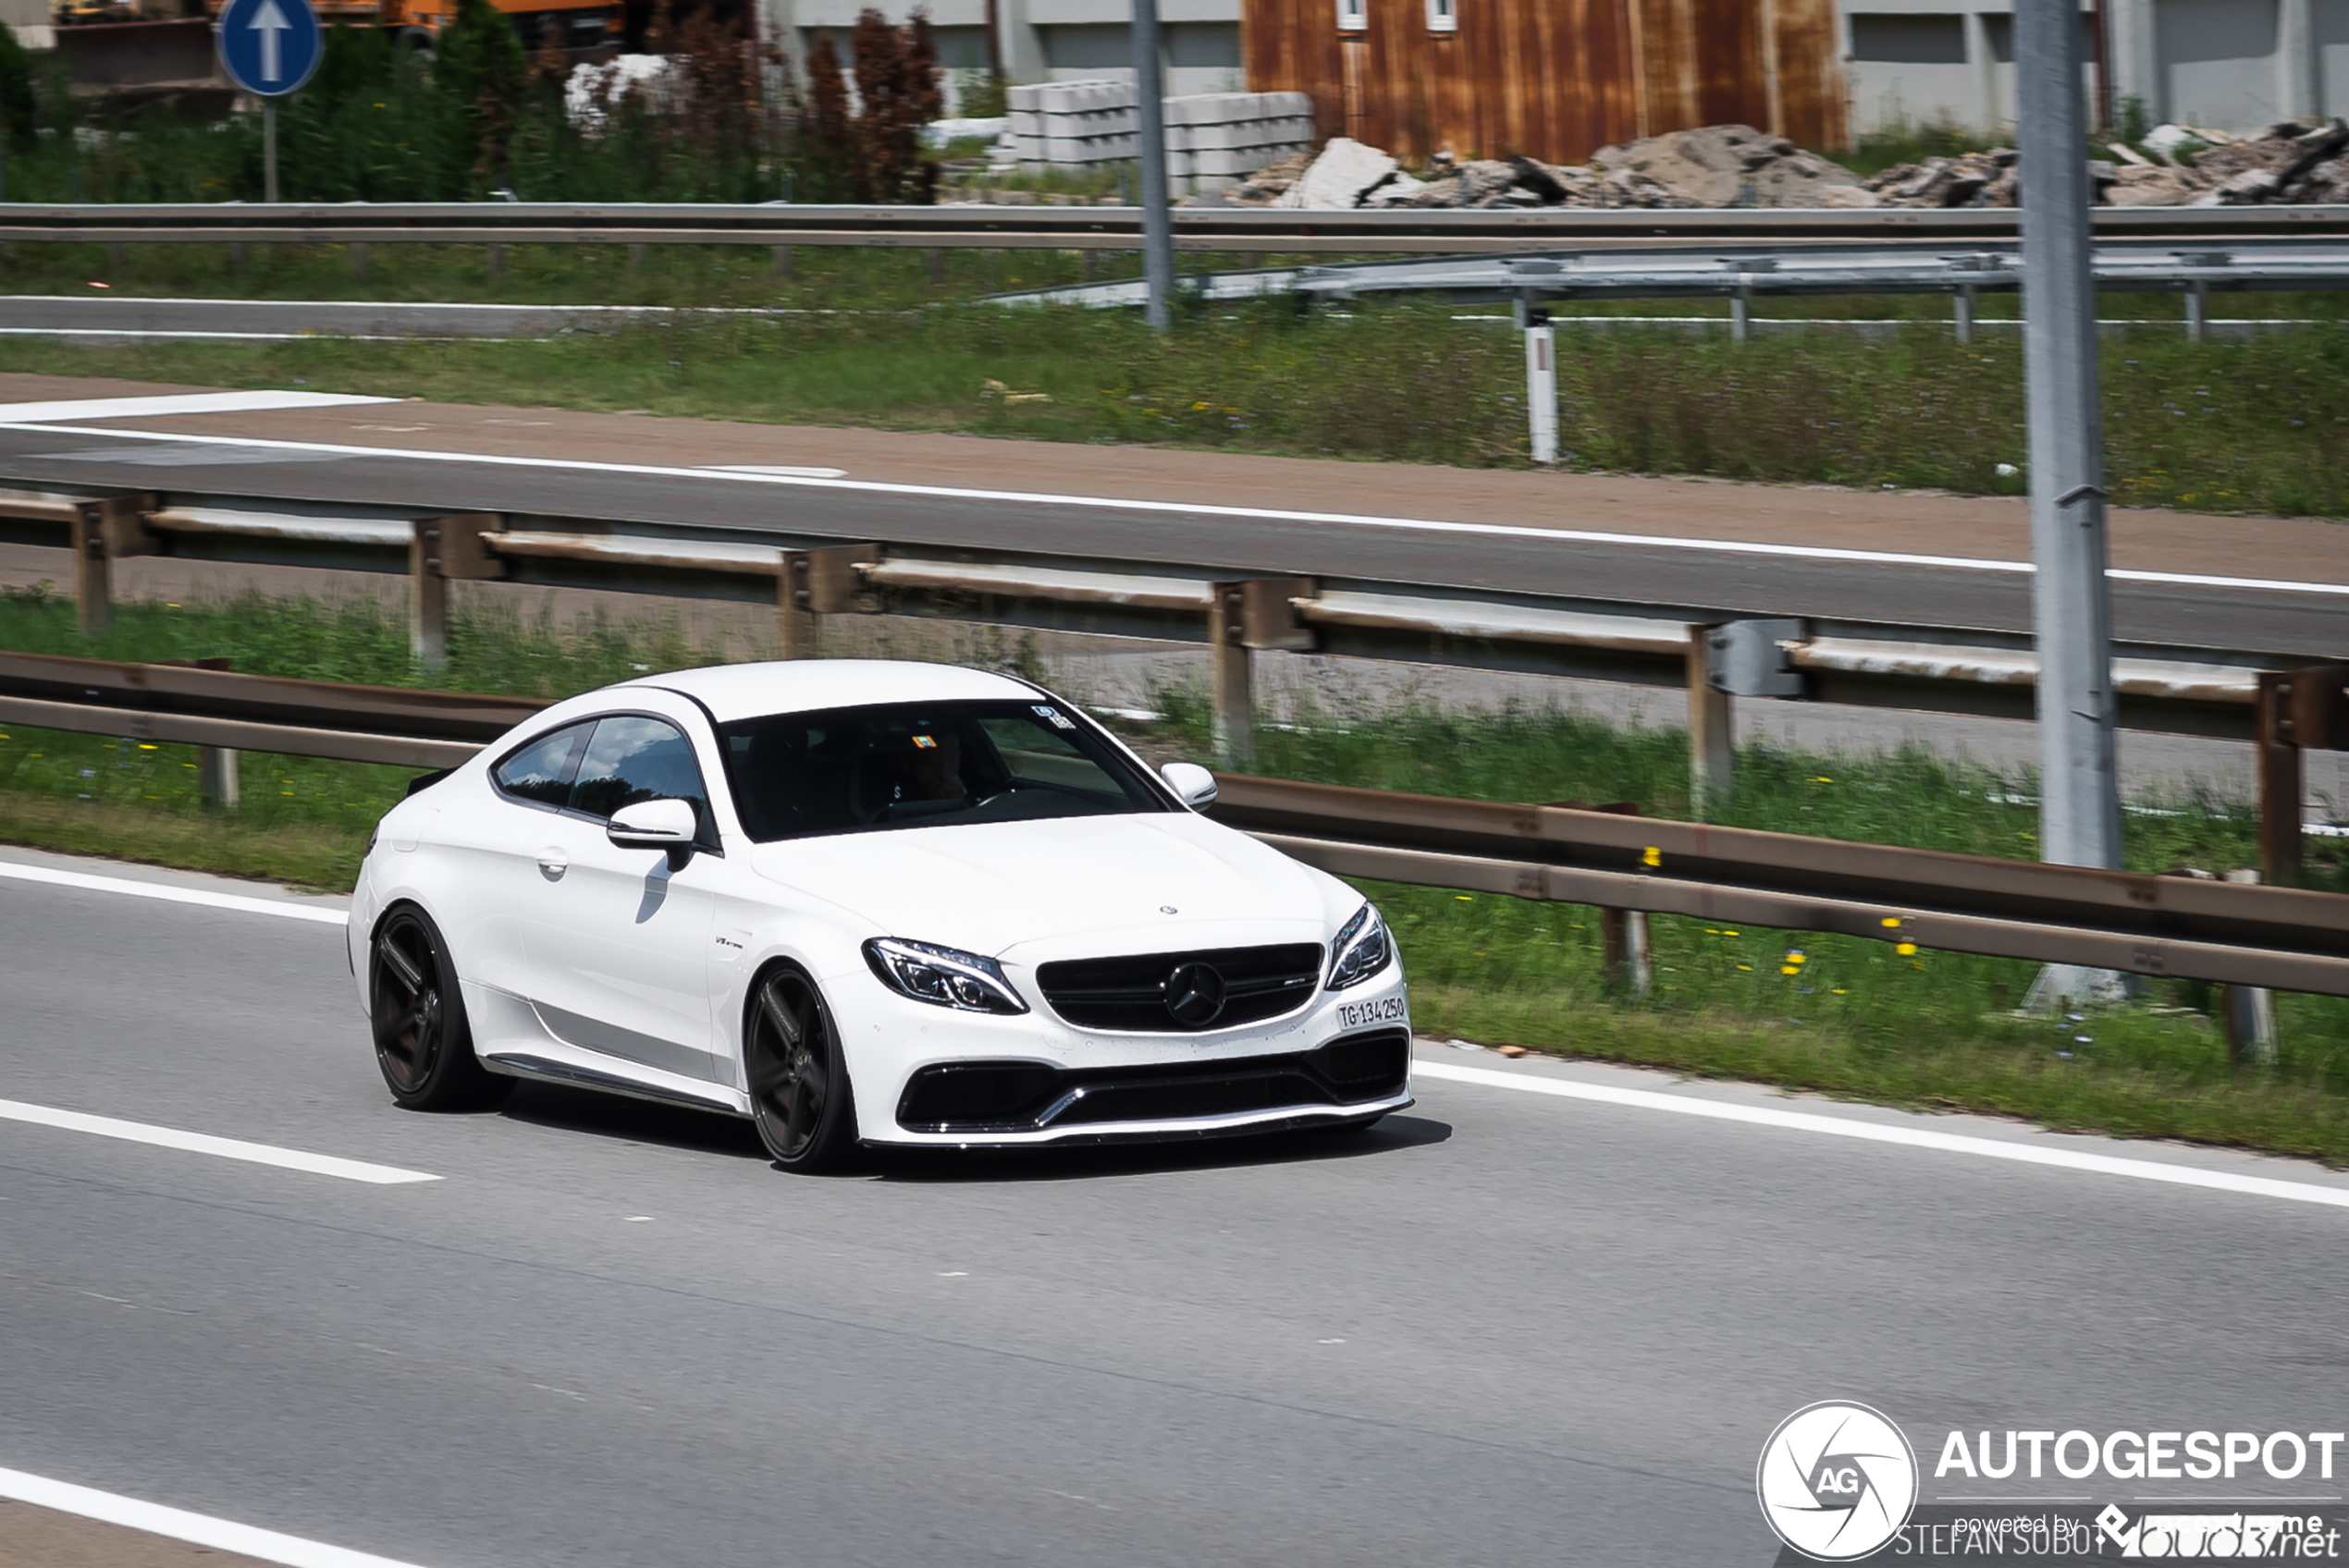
(1336, 995), (1408, 1029)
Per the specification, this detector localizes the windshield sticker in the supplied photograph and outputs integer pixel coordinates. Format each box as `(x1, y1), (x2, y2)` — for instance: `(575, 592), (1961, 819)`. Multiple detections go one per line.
(911, 735), (938, 749)
(1031, 705), (1076, 729)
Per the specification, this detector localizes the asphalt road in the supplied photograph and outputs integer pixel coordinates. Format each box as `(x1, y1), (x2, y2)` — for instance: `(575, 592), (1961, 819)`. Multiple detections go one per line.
(0, 421), (2342, 658)
(9, 851), (2349, 1567)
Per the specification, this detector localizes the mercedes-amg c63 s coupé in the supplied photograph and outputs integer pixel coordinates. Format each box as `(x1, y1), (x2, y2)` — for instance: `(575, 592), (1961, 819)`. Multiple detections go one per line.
(352, 660), (1412, 1170)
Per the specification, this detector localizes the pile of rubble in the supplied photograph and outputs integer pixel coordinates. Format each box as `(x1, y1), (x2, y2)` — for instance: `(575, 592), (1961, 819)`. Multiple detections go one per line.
(1863, 118), (2349, 207)
(1202, 117), (2349, 211)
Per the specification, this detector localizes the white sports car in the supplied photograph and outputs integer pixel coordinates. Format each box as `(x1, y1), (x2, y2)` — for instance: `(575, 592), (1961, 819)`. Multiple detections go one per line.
(351, 660), (1412, 1170)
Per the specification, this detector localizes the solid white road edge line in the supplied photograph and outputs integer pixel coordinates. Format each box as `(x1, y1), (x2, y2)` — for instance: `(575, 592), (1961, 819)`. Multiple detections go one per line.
(4, 421), (2343, 598)
(0, 1098), (439, 1184)
(1415, 1060), (2349, 1211)
(0, 860), (349, 925)
(0, 1465), (440, 1568)
(0, 391), (396, 423)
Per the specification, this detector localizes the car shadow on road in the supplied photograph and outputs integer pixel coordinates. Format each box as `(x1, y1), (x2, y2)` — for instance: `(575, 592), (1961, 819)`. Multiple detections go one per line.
(867, 1114), (1454, 1184)
(494, 1084), (1452, 1181)
(498, 1082), (770, 1160)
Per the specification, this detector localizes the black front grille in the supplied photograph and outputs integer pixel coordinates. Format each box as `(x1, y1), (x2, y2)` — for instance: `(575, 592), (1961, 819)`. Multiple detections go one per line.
(1037, 943), (1323, 1032)
(895, 1029), (1412, 1135)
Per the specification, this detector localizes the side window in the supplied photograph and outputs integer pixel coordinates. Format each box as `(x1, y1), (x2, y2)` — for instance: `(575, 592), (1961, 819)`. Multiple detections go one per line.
(569, 716), (713, 839)
(492, 722), (591, 808)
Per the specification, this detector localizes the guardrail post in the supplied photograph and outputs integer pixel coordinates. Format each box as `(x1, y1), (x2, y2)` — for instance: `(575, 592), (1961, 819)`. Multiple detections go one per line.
(70, 504), (109, 637)
(1730, 287), (1751, 345)
(1211, 585), (1255, 765)
(926, 249), (946, 287)
(771, 245), (792, 277)
(1688, 619), (1805, 813)
(2261, 665), (2349, 888)
(411, 519), (449, 672)
(780, 544), (879, 659)
(196, 745), (240, 809)
(409, 513), (505, 674)
(1599, 907), (1653, 995)
(488, 242), (505, 279)
(69, 496), (154, 639)
(1686, 628), (1734, 813)
(2185, 279), (2207, 343)
(2259, 670), (2307, 888)
(230, 240), (248, 276)
(1954, 284), (1975, 346)
(1208, 578), (1317, 766)
(2218, 869), (2279, 1065)
(628, 243), (646, 272)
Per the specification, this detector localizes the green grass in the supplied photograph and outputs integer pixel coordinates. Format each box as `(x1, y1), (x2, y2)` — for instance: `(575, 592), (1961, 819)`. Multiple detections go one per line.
(6, 582), (2348, 1165)
(1128, 690), (2349, 1165)
(6, 294), (2346, 519)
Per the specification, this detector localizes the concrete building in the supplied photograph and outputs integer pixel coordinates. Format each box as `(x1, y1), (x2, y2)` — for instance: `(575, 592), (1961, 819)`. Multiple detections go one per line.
(767, 0), (1245, 113)
(1843, 0), (2347, 138)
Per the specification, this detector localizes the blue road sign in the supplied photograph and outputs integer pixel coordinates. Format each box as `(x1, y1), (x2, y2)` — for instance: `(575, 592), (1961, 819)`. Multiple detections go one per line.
(215, 0), (322, 97)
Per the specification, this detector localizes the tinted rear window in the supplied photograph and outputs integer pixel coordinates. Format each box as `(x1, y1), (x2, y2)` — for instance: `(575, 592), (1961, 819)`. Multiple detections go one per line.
(719, 700), (1169, 843)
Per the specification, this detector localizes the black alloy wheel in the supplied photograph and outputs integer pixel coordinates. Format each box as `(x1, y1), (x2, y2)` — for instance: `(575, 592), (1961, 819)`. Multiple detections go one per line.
(370, 907), (511, 1111)
(746, 967), (857, 1172)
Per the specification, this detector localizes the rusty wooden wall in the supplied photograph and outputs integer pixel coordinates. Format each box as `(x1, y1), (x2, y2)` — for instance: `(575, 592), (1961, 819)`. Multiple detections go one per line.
(1242, 0), (1848, 166)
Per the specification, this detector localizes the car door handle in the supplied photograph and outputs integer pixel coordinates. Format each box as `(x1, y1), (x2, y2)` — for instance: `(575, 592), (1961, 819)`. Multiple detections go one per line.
(536, 848), (569, 879)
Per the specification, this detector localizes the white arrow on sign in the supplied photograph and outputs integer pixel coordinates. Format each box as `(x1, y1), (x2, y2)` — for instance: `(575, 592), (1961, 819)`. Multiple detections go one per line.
(250, 0), (289, 83)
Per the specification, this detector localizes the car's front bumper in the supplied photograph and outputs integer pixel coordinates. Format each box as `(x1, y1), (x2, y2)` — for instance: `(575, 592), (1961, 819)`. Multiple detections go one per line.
(830, 963), (1413, 1147)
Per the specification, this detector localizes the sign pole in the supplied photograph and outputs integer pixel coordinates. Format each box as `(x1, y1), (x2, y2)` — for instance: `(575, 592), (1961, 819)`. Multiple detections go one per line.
(264, 99), (277, 202)
(1129, 0), (1174, 333)
(2017, 0), (2124, 1006)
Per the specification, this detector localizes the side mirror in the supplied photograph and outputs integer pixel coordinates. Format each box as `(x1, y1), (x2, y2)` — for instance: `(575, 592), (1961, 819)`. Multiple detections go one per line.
(608, 797), (699, 865)
(1160, 761), (1218, 809)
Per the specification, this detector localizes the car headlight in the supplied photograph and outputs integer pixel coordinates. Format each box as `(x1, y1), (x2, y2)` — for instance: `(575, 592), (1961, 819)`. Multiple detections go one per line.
(864, 937), (1029, 1015)
(1325, 902), (1393, 991)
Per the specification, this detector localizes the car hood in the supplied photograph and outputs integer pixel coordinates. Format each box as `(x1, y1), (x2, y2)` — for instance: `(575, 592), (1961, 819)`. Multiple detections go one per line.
(745, 812), (1335, 957)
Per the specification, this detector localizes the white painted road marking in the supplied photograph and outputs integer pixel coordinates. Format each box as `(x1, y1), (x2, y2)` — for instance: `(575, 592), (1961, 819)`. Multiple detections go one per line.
(0, 1098), (439, 1184)
(0, 1465), (441, 1568)
(0, 860), (349, 925)
(0, 391), (394, 423)
(1416, 1060), (2349, 1212)
(4, 421), (2343, 599)
(6, 857), (2344, 1207)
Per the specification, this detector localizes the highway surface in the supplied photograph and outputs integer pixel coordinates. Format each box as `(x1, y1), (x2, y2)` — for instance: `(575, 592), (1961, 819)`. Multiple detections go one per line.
(0, 413), (2343, 659)
(9, 849), (2349, 1566)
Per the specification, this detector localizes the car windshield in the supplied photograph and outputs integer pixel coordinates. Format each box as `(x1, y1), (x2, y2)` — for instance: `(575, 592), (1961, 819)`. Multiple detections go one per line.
(717, 699), (1172, 843)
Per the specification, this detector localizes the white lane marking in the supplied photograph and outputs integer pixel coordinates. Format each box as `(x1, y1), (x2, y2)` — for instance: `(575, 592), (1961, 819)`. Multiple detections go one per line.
(1415, 1060), (2349, 1211)
(0, 860), (349, 925)
(0, 1465), (440, 1568)
(0, 1098), (438, 1184)
(6, 421), (2344, 598)
(0, 391), (395, 423)
(699, 463), (849, 478)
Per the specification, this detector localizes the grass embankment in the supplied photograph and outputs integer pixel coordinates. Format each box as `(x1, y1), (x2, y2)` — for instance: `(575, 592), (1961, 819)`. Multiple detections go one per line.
(6, 285), (2346, 519)
(6, 585), (2349, 1163)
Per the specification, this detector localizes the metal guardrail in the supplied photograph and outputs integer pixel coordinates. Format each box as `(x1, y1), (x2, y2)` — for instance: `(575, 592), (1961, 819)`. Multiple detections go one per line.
(3, 200), (2345, 256)
(993, 239), (2349, 327)
(1207, 776), (2349, 998)
(5, 649), (2344, 998)
(7, 488), (2343, 876)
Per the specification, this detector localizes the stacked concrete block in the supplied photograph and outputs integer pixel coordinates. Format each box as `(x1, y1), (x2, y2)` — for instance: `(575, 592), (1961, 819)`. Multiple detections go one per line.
(1007, 81), (1314, 191)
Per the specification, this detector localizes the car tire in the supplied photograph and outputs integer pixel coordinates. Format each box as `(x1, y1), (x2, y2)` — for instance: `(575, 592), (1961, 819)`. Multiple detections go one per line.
(370, 906), (512, 1112)
(745, 965), (858, 1173)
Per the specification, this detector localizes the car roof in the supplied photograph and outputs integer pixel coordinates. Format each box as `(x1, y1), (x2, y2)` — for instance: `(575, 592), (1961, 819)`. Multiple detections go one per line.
(619, 659), (1045, 723)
